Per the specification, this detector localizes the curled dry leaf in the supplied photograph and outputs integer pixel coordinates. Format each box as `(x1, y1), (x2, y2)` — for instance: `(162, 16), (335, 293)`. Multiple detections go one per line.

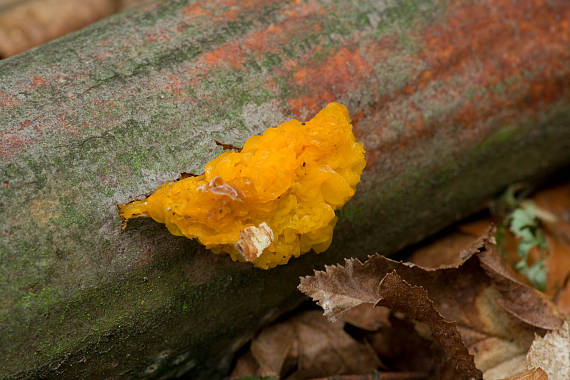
(231, 310), (382, 380)
(376, 271), (481, 379)
(526, 320), (570, 380)
(477, 244), (564, 330)
(299, 228), (565, 379)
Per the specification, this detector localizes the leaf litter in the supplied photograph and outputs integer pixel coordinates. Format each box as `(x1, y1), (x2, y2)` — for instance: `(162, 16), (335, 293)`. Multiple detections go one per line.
(231, 310), (382, 380)
(299, 227), (564, 379)
(526, 321), (569, 380)
(232, 181), (570, 380)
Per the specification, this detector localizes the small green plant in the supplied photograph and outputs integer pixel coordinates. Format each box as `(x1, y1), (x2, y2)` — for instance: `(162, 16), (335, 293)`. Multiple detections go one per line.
(507, 203), (548, 290)
(493, 185), (554, 291)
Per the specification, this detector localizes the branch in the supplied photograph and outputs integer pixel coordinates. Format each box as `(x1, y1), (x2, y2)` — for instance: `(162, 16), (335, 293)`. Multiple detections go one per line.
(0, 0), (569, 378)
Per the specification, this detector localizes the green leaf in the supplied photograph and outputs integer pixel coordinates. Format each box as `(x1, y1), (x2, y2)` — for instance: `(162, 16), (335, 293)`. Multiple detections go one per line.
(534, 229), (548, 249)
(515, 260), (527, 271)
(519, 260), (547, 291)
(502, 200), (549, 291)
(509, 207), (536, 240)
(517, 240), (535, 259)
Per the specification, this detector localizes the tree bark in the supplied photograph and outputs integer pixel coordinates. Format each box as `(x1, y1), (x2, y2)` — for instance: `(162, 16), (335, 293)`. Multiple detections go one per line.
(0, 0), (569, 378)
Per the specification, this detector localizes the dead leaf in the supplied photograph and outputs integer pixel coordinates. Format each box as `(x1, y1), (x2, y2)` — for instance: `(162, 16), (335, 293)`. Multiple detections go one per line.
(533, 183), (570, 315)
(0, 0), (117, 57)
(533, 183), (570, 241)
(477, 245), (564, 330)
(526, 320), (570, 380)
(503, 367), (548, 380)
(365, 314), (436, 374)
(0, 0), (148, 58)
(232, 310), (382, 379)
(376, 271), (481, 379)
(411, 223), (563, 329)
(251, 319), (298, 378)
(417, 183), (570, 317)
(554, 281), (570, 318)
(299, 228), (564, 379)
(340, 303), (391, 331)
(234, 181), (570, 380)
(458, 219), (497, 237)
(307, 371), (429, 380)
(410, 230), (480, 268)
(230, 351), (259, 379)
(289, 311), (382, 380)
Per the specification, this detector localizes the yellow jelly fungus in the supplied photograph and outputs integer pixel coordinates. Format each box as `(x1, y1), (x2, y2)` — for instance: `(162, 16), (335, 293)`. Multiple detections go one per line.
(118, 102), (366, 269)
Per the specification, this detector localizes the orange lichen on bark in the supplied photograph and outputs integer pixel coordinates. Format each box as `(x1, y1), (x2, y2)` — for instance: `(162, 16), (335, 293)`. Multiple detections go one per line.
(118, 102), (365, 269)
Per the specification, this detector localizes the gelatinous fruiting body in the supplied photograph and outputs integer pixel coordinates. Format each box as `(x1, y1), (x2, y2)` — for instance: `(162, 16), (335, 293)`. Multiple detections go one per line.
(118, 102), (366, 269)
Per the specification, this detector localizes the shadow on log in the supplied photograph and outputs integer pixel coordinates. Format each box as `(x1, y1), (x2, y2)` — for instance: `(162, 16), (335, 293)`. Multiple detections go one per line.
(0, 0), (569, 378)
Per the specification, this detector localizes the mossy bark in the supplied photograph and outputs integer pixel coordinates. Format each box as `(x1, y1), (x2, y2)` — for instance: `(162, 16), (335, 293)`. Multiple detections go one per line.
(0, 0), (569, 378)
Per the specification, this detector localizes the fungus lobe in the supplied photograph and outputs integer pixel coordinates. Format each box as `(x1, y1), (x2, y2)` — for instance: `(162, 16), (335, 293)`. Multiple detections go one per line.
(118, 102), (366, 269)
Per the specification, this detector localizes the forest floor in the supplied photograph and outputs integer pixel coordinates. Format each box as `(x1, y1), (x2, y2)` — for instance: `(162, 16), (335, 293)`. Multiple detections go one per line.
(230, 176), (570, 380)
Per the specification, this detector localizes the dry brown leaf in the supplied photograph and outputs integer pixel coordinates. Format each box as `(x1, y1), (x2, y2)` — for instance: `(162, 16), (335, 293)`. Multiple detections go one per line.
(365, 314), (436, 374)
(230, 351), (259, 379)
(555, 282), (570, 318)
(376, 271), (481, 379)
(231, 310), (382, 380)
(458, 219), (497, 237)
(340, 303), (391, 331)
(483, 355), (529, 380)
(503, 367), (549, 380)
(307, 371), (429, 380)
(0, 0), (148, 58)
(477, 245), (564, 330)
(410, 230), (480, 268)
(526, 320), (570, 380)
(533, 183), (570, 242)
(299, 229), (565, 379)
(289, 311), (382, 380)
(533, 183), (570, 315)
(251, 319), (298, 378)
(0, 0), (117, 57)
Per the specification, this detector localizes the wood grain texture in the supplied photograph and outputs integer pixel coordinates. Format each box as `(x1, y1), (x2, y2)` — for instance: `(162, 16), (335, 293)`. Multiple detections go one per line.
(0, 0), (569, 378)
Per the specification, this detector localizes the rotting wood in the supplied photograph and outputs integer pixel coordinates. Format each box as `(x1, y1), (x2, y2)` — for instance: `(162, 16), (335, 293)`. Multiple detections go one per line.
(0, 0), (569, 378)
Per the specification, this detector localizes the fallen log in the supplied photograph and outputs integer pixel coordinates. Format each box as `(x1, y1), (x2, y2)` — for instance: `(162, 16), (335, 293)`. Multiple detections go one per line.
(0, 0), (569, 378)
